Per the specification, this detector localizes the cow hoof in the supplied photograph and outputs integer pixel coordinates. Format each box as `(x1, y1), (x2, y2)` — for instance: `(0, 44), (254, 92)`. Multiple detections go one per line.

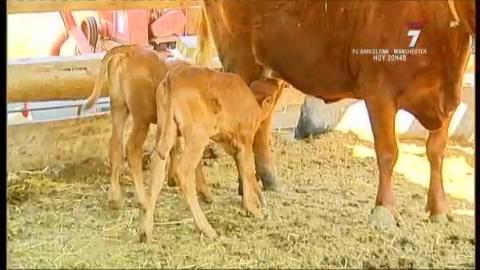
(369, 206), (398, 230)
(264, 181), (283, 193)
(246, 205), (263, 219)
(429, 214), (450, 224)
(259, 170), (282, 193)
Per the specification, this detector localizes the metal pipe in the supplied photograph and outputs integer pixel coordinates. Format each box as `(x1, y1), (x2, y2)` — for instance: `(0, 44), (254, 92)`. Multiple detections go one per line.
(8, 100), (110, 114)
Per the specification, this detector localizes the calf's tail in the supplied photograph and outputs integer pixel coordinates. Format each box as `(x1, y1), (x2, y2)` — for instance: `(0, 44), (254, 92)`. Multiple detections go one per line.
(82, 52), (116, 112)
(151, 75), (182, 179)
(156, 76), (180, 157)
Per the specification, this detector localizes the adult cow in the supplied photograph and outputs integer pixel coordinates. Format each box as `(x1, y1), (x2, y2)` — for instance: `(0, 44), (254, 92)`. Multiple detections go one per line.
(195, 0), (475, 228)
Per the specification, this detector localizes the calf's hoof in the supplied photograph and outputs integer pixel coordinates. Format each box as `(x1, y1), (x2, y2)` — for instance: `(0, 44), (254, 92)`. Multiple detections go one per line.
(107, 197), (122, 210)
(429, 213), (451, 224)
(139, 231), (152, 243)
(134, 195), (147, 209)
(108, 188), (122, 209)
(134, 200), (147, 210)
(245, 202), (263, 219)
(200, 225), (218, 239)
(368, 206), (399, 230)
(199, 191), (214, 204)
(108, 200), (121, 210)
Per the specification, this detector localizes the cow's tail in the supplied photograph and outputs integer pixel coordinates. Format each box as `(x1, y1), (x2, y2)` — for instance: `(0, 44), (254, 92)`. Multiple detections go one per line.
(82, 52), (116, 112)
(194, 4), (213, 66)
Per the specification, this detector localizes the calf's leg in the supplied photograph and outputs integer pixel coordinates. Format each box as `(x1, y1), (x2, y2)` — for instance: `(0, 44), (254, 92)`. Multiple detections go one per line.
(108, 105), (128, 209)
(167, 141), (181, 187)
(176, 136), (217, 238)
(126, 122), (149, 208)
(235, 143), (265, 218)
(426, 115), (453, 223)
(167, 142), (213, 203)
(140, 121), (176, 243)
(238, 79), (284, 195)
(140, 147), (168, 243)
(195, 164), (213, 203)
(221, 56), (283, 194)
(365, 95), (400, 229)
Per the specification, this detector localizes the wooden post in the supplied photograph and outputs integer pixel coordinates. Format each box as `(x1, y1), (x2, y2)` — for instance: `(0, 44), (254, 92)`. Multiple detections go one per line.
(7, 0), (200, 14)
(7, 54), (104, 102)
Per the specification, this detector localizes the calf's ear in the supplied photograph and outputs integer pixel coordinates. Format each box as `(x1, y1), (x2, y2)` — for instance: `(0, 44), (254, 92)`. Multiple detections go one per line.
(261, 96), (275, 111)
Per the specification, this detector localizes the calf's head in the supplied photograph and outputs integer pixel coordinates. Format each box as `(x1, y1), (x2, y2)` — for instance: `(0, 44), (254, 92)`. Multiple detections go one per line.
(250, 80), (279, 121)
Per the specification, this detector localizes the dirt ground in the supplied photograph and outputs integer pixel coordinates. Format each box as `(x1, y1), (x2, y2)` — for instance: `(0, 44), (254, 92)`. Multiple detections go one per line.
(7, 131), (475, 269)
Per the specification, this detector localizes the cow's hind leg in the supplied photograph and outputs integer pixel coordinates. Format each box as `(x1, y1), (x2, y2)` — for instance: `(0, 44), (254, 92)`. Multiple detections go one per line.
(426, 116), (453, 223)
(108, 105), (128, 209)
(365, 95), (400, 230)
(126, 122), (149, 208)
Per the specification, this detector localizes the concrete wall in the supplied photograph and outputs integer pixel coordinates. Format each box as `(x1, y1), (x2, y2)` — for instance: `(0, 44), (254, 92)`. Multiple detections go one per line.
(7, 113), (157, 171)
(335, 87), (475, 142)
(295, 67), (475, 143)
(7, 90), (303, 171)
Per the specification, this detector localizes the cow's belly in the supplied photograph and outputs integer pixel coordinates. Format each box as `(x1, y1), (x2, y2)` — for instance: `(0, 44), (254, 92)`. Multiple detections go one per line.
(250, 12), (358, 101)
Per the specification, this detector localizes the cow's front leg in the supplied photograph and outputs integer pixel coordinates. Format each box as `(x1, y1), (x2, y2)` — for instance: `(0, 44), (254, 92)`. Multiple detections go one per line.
(251, 79), (284, 193)
(365, 95), (400, 230)
(426, 115), (452, 223)
(253, 112), (279, 191)
(238, 112), (280, 195)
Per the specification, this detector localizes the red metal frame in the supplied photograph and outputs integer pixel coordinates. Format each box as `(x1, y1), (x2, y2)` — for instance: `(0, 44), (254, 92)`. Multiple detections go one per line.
(60, 11), (92, 54)
(112, 10), (149, 46)
(50, 8), (189, 56)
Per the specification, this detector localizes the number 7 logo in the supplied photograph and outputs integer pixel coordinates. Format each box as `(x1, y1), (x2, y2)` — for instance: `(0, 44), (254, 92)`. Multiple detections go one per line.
(407, 29), (422, 48)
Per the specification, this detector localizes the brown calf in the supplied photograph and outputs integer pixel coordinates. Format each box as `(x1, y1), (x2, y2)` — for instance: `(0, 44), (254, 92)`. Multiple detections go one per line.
(140, 66), (280, 242)
(82, 45), (212, 209)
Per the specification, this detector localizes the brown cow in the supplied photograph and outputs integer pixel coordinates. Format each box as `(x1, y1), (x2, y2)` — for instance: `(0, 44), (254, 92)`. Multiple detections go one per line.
(140, 66), (280, 242)
(196, 0), (475, 229)
(82, 45), (212, 209)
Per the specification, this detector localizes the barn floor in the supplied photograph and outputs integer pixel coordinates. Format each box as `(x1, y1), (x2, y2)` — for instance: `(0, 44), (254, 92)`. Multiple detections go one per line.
(7, 131), (475, 269)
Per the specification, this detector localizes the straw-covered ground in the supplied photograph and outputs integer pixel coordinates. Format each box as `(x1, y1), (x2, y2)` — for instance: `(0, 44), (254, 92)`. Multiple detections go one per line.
(7, 131), (475, 269)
